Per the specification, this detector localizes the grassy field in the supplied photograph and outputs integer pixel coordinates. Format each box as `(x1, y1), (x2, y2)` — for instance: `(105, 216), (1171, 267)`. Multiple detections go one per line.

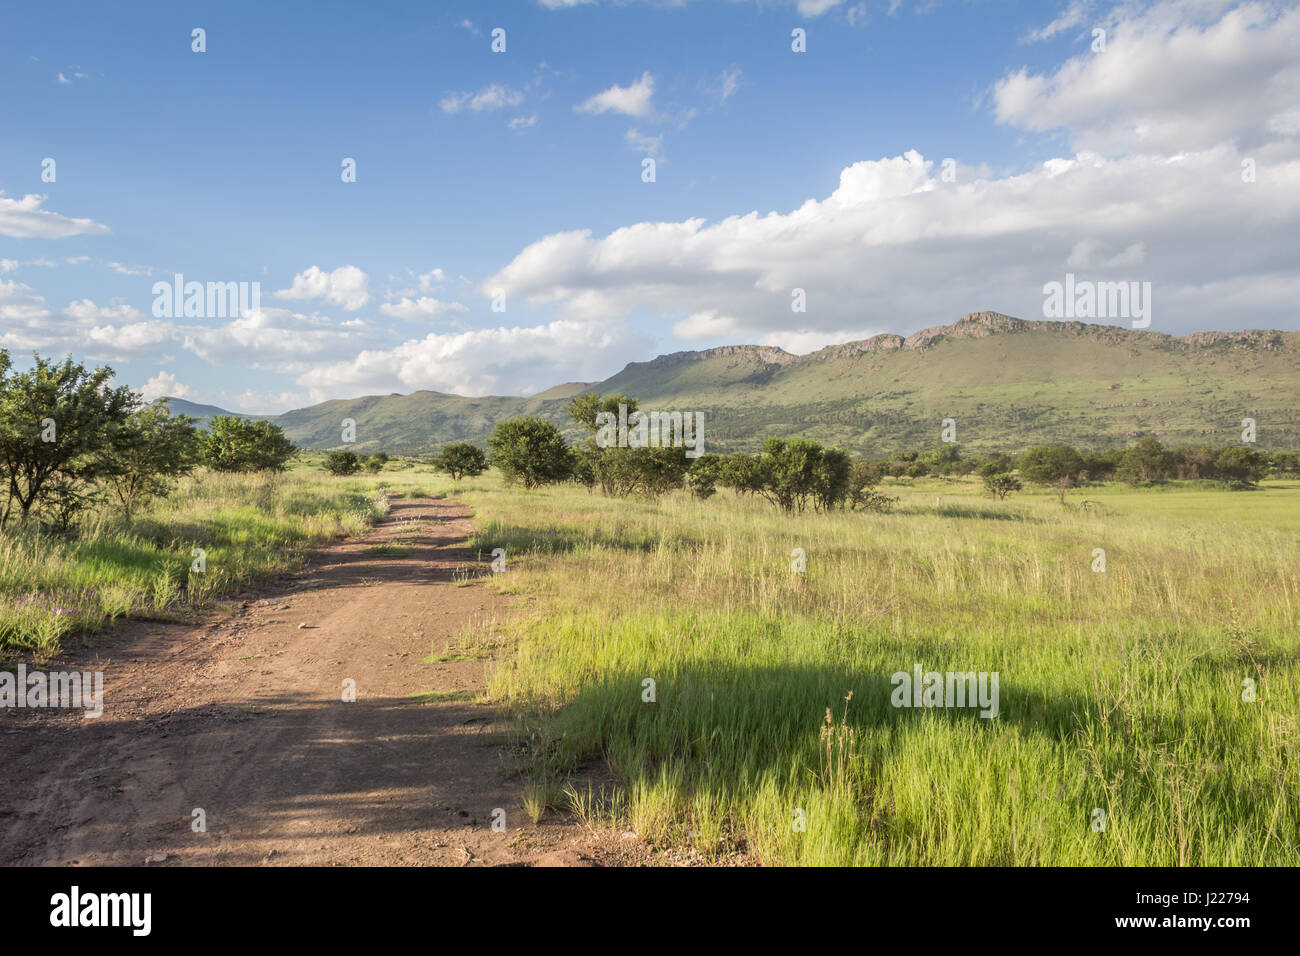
(7, 461), (1296, 866)
(0, 464), (392, 660)
(449, 472), (1300, 866)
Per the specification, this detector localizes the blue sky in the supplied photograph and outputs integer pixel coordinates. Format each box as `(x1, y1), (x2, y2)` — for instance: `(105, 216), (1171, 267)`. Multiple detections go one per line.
(2, 0), (1297, 411)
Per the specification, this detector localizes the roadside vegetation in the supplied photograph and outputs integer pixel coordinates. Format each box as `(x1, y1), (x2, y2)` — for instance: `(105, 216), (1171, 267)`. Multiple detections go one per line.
(0, 351), (390, 658)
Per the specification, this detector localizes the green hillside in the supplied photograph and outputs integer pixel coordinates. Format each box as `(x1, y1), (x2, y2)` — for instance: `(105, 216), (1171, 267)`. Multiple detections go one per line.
(159, 312), (1300, 455)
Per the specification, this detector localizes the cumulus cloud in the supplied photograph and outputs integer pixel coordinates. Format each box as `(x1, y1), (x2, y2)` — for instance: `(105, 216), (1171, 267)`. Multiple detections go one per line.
(182, 307), (378, 365)
(0, 283), (178, 360)
(482, 142), (1300, 340)
(379, 297), (470, 321)
(576, 72), (655, 118)
(139, 371), (191, 402)
(995, 0), (1300, 154)
(273, 265), (369, 310)
(0, 193), (110, 239)
(294, 319), (649, 399)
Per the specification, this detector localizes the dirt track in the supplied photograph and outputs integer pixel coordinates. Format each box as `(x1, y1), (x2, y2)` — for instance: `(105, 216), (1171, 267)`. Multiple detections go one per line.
(0, 495), (647, 867)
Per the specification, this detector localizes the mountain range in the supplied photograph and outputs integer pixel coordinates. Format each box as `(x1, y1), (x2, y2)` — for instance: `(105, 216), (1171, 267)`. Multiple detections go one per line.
(161, 312), (1300, 455)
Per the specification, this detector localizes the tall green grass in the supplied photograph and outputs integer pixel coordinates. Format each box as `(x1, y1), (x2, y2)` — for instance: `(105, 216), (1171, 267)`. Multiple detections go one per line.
(460, 475), (1300, 865)
(0, 470), (393, 659)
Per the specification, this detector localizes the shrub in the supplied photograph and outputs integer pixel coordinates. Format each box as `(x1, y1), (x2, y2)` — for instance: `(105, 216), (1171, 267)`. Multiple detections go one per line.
(488, 417), (574, 489)
(203, 416), (297, 472)
(324, 451), (362, 476)
(686, 454), (722, 499)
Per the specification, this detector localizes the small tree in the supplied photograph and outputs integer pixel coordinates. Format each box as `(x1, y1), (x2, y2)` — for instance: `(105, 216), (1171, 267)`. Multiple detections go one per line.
(323, 451), (362, 476)
(363, 457), (384, 474)
(488, 417), (573, 489)
(0, 352), (139, 528)
(756, 437), (824, 513)
(686, 454), (722, 500)
(101, 402), (203, 522)
(203, 416), (297, 472)
(847, 459), (884, 509)
(983, 472), (1022, 500)
(433, 442), (487, 480)
(1018, 445), (1085, 503)
(813, 447), (853, 511)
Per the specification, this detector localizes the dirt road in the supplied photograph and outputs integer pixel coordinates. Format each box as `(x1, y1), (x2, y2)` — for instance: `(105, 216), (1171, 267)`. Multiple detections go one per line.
(0, 494), (645, 867)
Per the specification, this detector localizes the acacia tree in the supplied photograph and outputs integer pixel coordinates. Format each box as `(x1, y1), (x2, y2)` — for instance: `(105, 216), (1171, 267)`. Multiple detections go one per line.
(100, 402), (203, 522)
(432, 442), (487, 480)
(567, 392), (638, 496)
(0, 351), (139, 529)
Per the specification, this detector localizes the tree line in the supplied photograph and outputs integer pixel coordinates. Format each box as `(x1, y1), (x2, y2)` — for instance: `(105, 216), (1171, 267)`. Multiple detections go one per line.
(421, 392), (1299, 514)
(0, 353), (296, 531)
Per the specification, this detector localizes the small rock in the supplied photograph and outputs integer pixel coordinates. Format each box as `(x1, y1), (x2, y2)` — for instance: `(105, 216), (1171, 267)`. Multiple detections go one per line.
(145, 853), (168, 864)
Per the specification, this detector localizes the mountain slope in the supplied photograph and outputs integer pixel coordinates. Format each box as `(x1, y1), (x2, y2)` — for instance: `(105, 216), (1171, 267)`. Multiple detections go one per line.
(160, 313), (1300, 454)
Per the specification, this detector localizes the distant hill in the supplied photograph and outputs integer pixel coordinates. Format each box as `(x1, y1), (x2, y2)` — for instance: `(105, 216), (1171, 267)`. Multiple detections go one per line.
(155, 312), (1300, 455)
(155, 398), (261, 428)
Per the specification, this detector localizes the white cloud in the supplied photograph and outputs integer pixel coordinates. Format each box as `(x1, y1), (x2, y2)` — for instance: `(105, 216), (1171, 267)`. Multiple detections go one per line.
(441, 84), (524, 114)
(0, 284), (178, 360)
(379, 297), (470, 321)
(183, 307), (378, 365)
(796, 0), (842, 15)
(295, 320), (648, 399)
(509, 114), (538, 131)
(417, 268), (446, 291)
(107, 261), (153, 276)
(995, 0), (1300, 154)
(0, 193), (109, 239)
(0, 259), (17, 274)
(483, 143), (1300, 340)
(273, 265), (370, 310)
(576, 72), (655, 118)
(65, 299), (144, 324)
(139, 371), (191, 402)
